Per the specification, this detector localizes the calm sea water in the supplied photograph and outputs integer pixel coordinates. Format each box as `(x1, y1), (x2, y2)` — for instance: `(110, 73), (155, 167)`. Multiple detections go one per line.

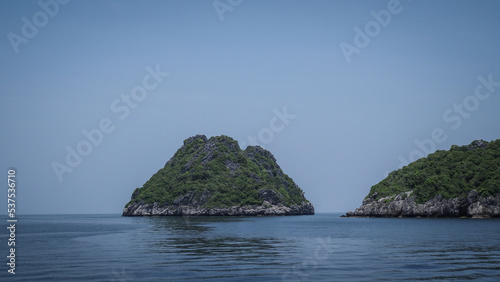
(2, 213), (500, 281)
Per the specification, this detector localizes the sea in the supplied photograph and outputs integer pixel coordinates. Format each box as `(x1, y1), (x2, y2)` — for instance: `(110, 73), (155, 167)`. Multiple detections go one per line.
(2, 213), (500, 281)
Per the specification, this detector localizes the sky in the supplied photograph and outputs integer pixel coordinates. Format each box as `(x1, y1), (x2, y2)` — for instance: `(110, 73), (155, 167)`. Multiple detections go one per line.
(1, 0), (500, 214)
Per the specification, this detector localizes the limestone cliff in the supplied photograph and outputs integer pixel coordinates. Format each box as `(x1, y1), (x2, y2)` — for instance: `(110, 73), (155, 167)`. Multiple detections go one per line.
(345, 190), (500, 218)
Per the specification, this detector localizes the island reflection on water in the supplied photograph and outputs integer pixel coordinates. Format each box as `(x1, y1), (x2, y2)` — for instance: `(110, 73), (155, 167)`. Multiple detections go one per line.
(7, 214), (500, 281)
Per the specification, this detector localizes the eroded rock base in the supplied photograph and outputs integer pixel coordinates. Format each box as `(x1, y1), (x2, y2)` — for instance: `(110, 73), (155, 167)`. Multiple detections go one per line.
(345, 191), (500, 218)
(123, 201), (314, 216)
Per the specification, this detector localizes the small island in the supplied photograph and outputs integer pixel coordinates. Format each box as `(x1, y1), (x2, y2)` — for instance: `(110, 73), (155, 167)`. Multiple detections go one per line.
(345, 139), (500, 218)
(123, 135), (314, 216)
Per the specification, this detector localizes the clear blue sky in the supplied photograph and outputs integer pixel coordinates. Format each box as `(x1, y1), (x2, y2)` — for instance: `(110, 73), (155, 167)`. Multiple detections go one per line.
(1, 0), (500, 214)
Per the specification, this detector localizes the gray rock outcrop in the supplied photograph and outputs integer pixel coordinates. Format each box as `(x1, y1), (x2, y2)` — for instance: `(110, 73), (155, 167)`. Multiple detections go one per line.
(123, 188), (314, 216)
(344, 190), (500, 218)
(123, 200), (314, 216)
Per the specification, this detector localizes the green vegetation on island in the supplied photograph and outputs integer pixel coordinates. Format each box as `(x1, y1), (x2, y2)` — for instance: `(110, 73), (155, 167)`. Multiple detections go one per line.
(367, 139), (500, 204)
(126, 135), (310, 209)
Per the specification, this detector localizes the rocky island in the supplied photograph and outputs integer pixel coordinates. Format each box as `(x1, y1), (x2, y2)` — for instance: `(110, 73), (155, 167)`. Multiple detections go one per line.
(345, 139), (500, 218)
(123, 135), (314, 216)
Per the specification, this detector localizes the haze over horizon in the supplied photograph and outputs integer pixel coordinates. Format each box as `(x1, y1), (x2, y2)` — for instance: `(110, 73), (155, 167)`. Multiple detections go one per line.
(1, 0), (500, 214)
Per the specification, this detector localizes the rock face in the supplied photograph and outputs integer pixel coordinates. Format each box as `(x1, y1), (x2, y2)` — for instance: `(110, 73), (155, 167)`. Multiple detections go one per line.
(123, 135), (314, 216)
(345, 190), (500, 218)
(123, 200), (315, 216)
